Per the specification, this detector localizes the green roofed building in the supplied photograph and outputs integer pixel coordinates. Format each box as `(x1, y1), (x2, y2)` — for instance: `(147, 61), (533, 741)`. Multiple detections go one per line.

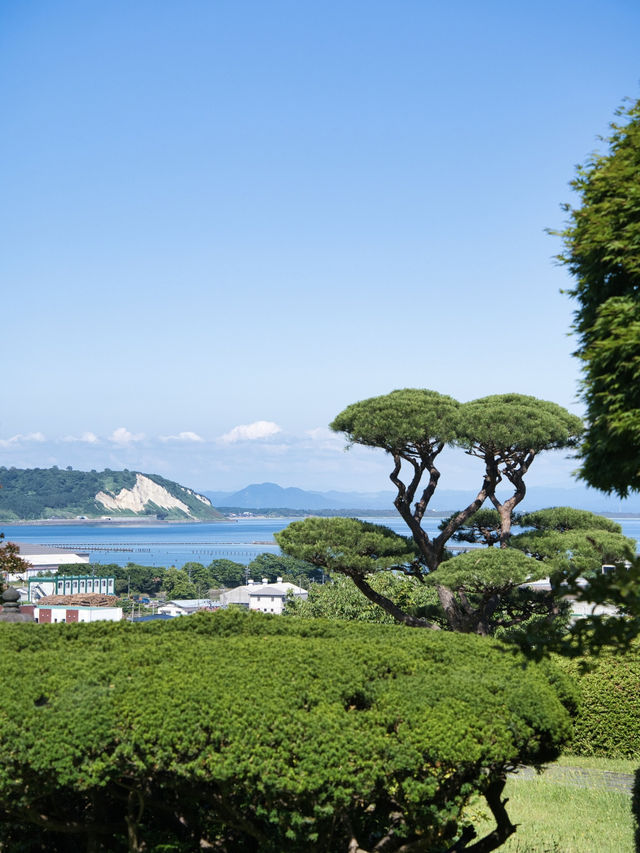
(28, 575), (116, 603)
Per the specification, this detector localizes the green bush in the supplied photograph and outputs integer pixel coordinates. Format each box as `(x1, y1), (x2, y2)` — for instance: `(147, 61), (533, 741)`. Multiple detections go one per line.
(285, 573), (442, 624)
(0, 611), (575, 852)
(557, 644), (640, 759)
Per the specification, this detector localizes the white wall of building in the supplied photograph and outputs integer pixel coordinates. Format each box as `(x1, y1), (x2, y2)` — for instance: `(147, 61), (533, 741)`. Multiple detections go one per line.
(248, 582), (308, 615)
(157, 599), (213, 616)
(5, 551), (91, 583)
(33, 606), (123, 623)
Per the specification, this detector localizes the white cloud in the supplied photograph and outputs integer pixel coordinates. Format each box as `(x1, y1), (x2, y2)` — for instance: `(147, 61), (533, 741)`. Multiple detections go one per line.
(219, 420), (282, 443)
(0, 432), (45, 447)
(306, 427), (331, 441)
(109, 427), (145, 445)
(160, 431), (204, 443)
(63, 431), (100, 444)
(305, 426), (344, 448)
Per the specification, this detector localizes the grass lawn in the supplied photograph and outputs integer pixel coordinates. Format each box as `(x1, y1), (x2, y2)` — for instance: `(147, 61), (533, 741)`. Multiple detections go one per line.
(556, 754), (639, 774)
(470, 757), (637, 852)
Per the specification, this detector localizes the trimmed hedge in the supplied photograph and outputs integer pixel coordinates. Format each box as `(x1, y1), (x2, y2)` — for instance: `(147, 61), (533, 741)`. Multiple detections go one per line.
(0, 611), (575, 852)
(557, 644), (640, 759)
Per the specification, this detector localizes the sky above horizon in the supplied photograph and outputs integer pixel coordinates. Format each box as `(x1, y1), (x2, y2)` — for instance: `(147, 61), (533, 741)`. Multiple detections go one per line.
(2, 1), (640, 494)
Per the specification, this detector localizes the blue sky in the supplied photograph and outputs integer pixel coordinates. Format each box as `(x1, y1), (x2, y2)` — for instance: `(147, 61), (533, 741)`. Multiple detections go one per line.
(2, 1), (639, 494)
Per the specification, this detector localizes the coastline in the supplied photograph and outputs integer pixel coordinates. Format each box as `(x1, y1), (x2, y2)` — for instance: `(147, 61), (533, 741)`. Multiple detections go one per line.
(1, 517), (221, 527)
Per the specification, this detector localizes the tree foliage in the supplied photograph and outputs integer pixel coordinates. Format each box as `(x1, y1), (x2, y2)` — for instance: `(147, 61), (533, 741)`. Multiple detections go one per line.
(519, 506), (622, 534)
(430, 548), (546, 593)
(0, 611), (575, 852)
(456, 394), (582, 546)
(55, 562), (164, 597)
(331, 390), (581, 572)
(246, 552), (321, 585)
(438, 509), (512, 547)
(503, 507), (637, 653)
(276, 517), (437, 628)
(330, 389), (477, 572)
(207, 558), (248, 588)
(313, 390), (582, 633)
(162, 567), (199, 599)
(552, 559), (640, 656)
(457, 395), (582, 455)
(53, 554), (320, 600)
(277, 515), (580, 637)
(424, 549), (558, 637)
(278, 501), (634, 639)
(554, 98), (640, 495)
(556, 642), (640, 759)
(499, 506), (640, 657)
(511, 507), (634, 580)
(275, 517), (418, 576)
(0, 537), (32, 582)
(285, 573), (442, 625)
(557, 98), (640, 343)
(511, 528), (635, 576)
(122, 563), (163, 596)
(330, 388), (460, 453)
(578, 295), (640, 495)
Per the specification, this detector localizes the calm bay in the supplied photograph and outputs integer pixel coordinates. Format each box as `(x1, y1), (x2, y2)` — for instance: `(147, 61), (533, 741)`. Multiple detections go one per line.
(2, 516), (640, 570)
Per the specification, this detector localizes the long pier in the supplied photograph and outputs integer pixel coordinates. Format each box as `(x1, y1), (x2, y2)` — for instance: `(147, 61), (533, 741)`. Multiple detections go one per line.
(38, 541), (282, 559)
(41, 541), (472, 554)
(42, 540), (278, 549)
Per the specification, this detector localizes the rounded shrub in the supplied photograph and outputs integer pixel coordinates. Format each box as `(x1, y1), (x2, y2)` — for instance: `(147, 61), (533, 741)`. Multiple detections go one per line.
(557, 643), (640, 759)
(0, 611), (575, 852)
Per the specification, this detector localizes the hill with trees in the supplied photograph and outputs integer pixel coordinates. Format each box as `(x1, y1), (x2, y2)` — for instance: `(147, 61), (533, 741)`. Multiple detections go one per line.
(0, 467), (224, 521)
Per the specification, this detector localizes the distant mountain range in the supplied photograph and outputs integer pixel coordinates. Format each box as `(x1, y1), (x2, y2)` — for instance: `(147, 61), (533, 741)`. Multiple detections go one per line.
(3, 468), (635, 523)
(204, 482), (640, 514)
(204, 483), (395, 510)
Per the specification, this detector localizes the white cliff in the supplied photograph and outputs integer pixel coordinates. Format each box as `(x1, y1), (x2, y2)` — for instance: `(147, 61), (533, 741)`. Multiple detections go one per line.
(95, 473), (194, 516)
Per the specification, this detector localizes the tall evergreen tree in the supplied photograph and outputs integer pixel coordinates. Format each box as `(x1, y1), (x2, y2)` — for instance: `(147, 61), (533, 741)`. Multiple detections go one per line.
(555, 98), (640, 496)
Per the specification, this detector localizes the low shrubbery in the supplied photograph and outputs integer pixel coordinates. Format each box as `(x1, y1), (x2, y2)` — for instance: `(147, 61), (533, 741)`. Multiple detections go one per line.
(0, 611), (575, 852)
(557, 643), (640, 759)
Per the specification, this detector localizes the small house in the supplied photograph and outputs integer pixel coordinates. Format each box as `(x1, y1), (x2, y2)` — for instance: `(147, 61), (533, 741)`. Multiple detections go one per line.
(157, 598), (214, 617)
(248, 578), (308, 615)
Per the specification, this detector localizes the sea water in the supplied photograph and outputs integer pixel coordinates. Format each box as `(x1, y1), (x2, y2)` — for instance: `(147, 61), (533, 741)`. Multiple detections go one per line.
(1, 517), (423, 569)
(2, 516), (638, 570)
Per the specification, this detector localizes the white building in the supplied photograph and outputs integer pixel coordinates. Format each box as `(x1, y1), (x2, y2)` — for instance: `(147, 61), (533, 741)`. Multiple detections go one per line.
(218, 581), (256, 608)
(33, 605), (122, 624)
(566, 599), (619, 621)
(521, 567), (622, 623)
(248, 579), (308, 615)
(5, 543), (90, 583)
(217, 578), (308, 613)
(157, 598), (214, 617)
(28, 575), (115, 603)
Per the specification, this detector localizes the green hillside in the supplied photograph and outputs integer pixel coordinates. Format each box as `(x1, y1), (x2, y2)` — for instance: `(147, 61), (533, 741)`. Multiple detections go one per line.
(0, 467), (224, 521)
